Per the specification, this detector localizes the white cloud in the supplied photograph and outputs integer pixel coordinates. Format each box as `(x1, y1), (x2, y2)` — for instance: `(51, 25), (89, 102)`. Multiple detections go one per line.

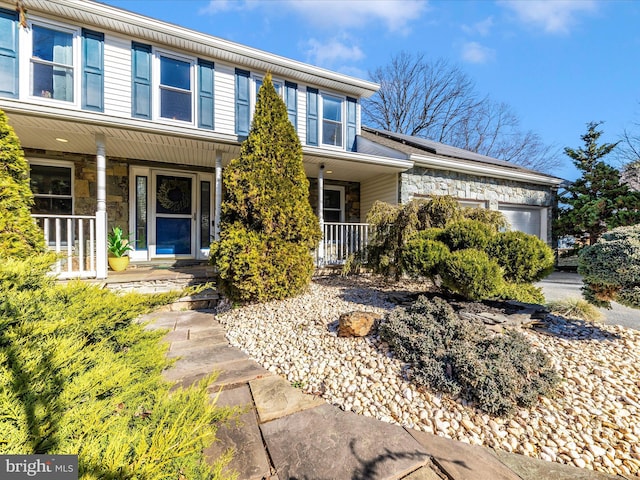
(462, 16), (494, 36)
(303, 37), (365, 68)
(461, 41), (495, 64)
(285, 0), (428, 33)
(336, 65), (368, 79)
(199, 0), (259, 15)
(499, 0), (597, 34)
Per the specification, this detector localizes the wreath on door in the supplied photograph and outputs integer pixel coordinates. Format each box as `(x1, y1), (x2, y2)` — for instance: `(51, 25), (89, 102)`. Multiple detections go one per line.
(157, 179), (190, 213)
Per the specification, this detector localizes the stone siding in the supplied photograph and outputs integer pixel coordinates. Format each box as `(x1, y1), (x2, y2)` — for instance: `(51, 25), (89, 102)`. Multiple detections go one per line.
(400, 167), (554, 208)
(308, 179), (361, 223)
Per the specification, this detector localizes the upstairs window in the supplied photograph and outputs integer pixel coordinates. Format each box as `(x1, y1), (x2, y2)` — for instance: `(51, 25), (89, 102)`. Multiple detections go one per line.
(322, 95), (343, 147)
(159, 55), (192, 122)
(31, 25), (74, 102)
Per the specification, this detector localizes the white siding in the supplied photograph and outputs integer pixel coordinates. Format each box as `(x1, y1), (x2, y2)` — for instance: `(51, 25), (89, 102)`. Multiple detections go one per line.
(214, 62), (235, 135)
(103, 33), (131, 117)
(360, 173), (398, 220)
(298, 86), (307, 145)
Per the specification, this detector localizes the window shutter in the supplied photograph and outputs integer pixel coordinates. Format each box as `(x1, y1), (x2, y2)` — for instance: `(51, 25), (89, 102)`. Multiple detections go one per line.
(81, 29), (104, 112)
(131, 42), (152, 119)
(0, 8), (19, 98)
(235, 68), (250, 136)
(285, 81), (297, 131)
(198, 59), (214, 130)
(346, 97), (357, 152)
(306, 87), (318, 146)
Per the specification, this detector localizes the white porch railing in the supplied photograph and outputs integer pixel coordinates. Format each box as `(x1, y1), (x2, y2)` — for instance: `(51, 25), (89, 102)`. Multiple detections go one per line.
(32, 214), (98, 279)
(319, 222), (369, 266)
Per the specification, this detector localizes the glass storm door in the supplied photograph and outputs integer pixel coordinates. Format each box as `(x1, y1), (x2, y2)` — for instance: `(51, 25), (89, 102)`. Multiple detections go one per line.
(154, 173), (195, 256)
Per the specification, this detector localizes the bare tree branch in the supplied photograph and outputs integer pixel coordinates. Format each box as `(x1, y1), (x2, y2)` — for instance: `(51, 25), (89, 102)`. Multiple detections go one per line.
(362, 52), (560, 173)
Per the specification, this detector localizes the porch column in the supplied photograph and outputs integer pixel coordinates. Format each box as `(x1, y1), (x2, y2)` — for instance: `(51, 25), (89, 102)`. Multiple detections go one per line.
(214, 152), (223, 241)
(95, 134), (108, 279)
(317, 164), (325, 266)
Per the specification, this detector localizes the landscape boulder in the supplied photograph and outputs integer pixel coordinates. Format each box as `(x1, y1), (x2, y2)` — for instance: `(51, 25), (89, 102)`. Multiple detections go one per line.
(338, 311), (382, 337)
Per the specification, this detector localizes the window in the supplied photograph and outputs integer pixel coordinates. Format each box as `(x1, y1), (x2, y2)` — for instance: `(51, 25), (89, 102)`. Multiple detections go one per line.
(307, 90), (350, 148)
(29, 161), (73, 244)
(322, 95), (343, 147)
(159, 55), (192, 122)
(323, 186), (344, 223)
(31, 25), (74, 102)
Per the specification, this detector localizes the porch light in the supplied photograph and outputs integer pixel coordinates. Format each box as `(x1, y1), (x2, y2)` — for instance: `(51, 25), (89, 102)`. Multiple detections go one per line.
(325, 170), (333, 174)
(55, 137), (69, 143)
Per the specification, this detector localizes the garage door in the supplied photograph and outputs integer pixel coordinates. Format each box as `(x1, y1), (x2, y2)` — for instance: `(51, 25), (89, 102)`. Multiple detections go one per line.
(498, 205), (542, 238)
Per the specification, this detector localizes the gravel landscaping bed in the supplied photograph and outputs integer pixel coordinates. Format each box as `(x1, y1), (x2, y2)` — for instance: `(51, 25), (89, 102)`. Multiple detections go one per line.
(215, 276), (640, 477)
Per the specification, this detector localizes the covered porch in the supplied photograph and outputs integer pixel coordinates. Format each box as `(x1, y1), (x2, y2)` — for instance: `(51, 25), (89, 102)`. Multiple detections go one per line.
(4, 102), (411, 279)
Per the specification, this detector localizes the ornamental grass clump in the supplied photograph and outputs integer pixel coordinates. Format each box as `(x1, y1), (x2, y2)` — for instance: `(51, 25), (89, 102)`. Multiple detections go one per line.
(380, 296), (559, 416)
(0, 256), (237, 479)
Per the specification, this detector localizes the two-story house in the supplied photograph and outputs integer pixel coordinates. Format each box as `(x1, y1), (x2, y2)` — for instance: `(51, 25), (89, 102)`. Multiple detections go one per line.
(0, 0), (562, 279)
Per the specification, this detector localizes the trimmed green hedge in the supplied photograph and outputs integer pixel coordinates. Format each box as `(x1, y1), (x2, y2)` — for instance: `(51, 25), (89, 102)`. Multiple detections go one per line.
(440, 249), (504, 300)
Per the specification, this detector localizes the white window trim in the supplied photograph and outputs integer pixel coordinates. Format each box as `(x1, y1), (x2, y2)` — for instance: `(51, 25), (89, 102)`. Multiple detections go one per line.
(28, 158), (75, 215)
(21, 17), (81, 107)
(458, 200), (487, 209)
(319, 91), (345, 150)
(323, 185), (345, 223)
(153, 48), (196, 126)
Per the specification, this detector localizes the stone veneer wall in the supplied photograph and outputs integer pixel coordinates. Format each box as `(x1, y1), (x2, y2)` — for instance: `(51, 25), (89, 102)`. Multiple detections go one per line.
(307, 178), (361, 223)
(25, 149), (130, 231)
(401, 166), (556, 243)
(400, 166), (554, 208)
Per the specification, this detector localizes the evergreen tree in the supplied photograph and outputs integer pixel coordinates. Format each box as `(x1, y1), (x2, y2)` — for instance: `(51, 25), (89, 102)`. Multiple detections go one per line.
(0, 109), (45, 258)
(556, 122), (640, 245)
(211, 75), (321, 302)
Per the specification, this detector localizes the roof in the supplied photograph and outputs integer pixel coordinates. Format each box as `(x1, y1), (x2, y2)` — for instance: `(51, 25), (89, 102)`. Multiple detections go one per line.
(361, 127), (564, 186)
(11, 0), (380, 98)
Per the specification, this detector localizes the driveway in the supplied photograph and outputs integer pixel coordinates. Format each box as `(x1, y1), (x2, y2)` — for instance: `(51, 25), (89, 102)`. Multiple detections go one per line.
(535, 271), (640, 331)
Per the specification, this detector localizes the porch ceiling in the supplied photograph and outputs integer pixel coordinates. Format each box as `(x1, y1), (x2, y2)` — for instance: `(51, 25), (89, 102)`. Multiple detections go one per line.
(4, 109), (240, 168)
(302, 149), (413, 183)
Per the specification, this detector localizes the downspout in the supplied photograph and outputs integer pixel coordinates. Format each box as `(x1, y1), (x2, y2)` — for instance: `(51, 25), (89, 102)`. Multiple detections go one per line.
(95, 134), (108, 279)
(214, 152), (223, 241)
(317, 164), (324, 266)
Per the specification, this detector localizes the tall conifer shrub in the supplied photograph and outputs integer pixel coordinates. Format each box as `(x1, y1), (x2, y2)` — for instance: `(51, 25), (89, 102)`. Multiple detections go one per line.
(211, 75), (321, 302)
(0, 109), (45, 258)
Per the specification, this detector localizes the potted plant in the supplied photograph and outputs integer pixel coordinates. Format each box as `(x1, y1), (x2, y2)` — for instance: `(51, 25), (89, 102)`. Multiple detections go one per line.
(107, 226), (133, 271)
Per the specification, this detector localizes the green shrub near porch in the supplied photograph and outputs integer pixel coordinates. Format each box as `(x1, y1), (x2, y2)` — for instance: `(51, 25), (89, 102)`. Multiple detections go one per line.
(211, 74), (321, 303)
(366, 197), (554, 302)
(0, 109), (45, 258)
(0, 256), (236, 479)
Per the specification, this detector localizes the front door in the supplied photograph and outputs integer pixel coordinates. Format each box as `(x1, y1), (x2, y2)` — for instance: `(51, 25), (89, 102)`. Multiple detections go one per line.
(153, 172), (195, 257)
(129, 166), (213, 261)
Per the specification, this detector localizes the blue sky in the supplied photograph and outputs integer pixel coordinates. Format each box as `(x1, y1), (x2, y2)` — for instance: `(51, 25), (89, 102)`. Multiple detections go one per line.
(101, 0), (640, 180)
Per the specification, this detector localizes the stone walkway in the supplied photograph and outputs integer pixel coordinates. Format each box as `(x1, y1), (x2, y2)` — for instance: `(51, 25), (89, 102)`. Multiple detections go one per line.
(139, 309), (632, 480)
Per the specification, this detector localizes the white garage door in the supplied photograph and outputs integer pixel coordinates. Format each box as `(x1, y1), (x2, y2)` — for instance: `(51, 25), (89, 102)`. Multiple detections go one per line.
(498, 205), (542, 238)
